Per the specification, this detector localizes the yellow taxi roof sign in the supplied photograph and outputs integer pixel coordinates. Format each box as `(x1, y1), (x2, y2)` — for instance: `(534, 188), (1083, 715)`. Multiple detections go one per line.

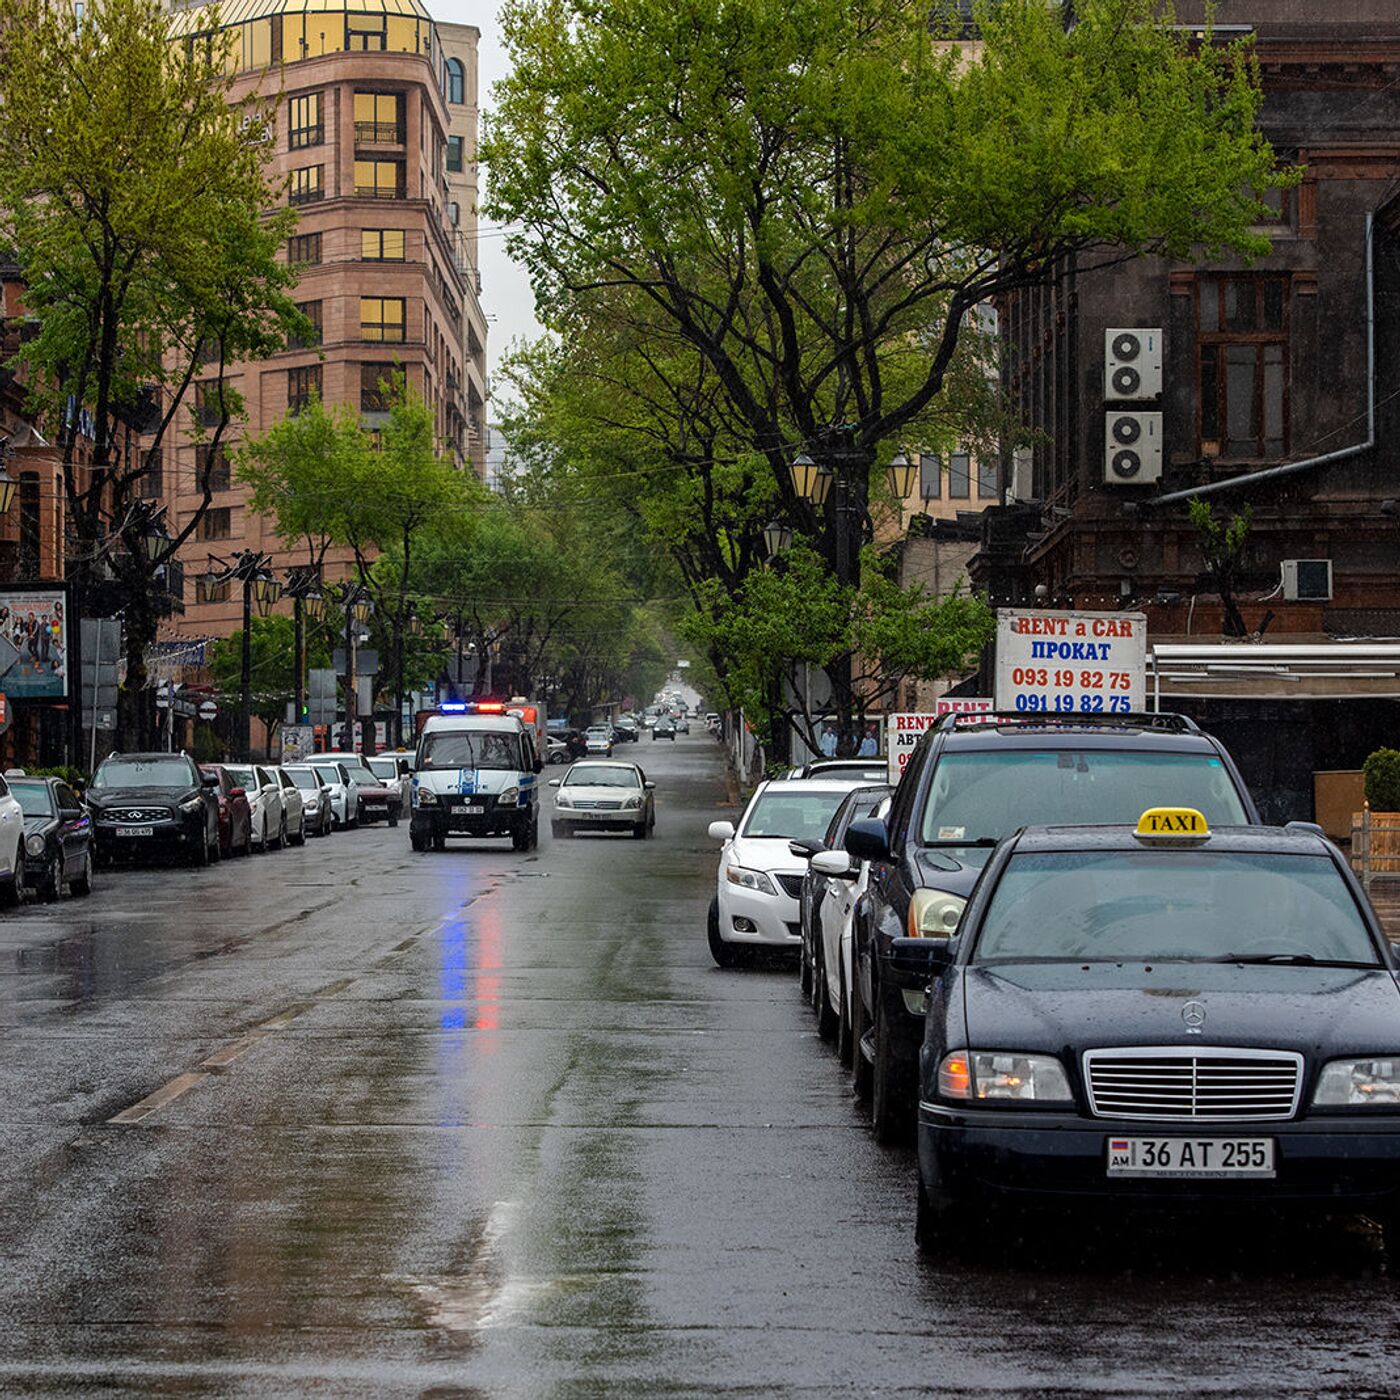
(1135, 807), (1210, 840)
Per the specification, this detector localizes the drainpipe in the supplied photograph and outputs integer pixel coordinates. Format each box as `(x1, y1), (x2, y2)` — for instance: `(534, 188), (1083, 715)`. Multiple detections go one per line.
(1150, 211), (1375, 507)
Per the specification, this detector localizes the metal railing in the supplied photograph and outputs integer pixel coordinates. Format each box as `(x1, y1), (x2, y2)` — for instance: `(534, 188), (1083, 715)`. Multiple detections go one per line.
(355, 121), (405, 145)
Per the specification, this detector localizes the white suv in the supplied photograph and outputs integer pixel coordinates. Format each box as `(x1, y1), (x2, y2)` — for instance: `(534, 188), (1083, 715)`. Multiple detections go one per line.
(706, 779), (864, 968)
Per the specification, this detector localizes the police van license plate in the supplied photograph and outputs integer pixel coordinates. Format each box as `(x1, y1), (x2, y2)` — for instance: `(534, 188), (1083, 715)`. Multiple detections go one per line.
(463, 803), (485, 815)
(1106, 1137), (1274, 1178)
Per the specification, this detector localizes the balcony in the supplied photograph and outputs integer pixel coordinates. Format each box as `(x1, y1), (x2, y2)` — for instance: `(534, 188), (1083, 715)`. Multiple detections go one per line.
(355, 184), (405, 201)
(355, 122), (405, 146)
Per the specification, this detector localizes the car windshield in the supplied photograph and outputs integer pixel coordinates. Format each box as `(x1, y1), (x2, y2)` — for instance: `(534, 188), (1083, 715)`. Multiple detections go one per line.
(587, 728), (609, 737)
(287, 769), (321, 791)
(919, 750), (1249, 847)
(742, 789), (852, 840)
(367, 759), (398, 780)
(9, 782), (53, 817)
(565, 765), (640, 788)
(222, 766), (256, 789)
(92, 757), (195, 789)
(419, 732), (521, 771)
(973, 850), (1379, 966)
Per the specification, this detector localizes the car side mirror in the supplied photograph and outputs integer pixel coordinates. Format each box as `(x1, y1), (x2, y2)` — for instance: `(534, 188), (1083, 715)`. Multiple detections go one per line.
(708, 819), (735, 841)
(202, 772), (220, 788)
(788, 838), (822, 861)
(644, 781), (655, 790)
(845, 817), (891, 863)
(228, 787), (245, 799)
(811, 849), (856, 878)
(548, 778), (561, 788)
(59, 807), (84, 823)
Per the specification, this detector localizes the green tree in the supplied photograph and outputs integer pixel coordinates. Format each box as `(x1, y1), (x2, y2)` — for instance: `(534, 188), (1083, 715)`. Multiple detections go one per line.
(1188, 498), (1253, 638)
(0, 0), (303, 749)
(208, 613), (330, 742)
(486, 0), (1289, 749)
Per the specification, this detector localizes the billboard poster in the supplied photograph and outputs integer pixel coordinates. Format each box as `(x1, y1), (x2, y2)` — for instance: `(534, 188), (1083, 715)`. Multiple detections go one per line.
(0, 586), (70, 701)
(994, 609), (1146, 714)
(886, 699), (994, 783)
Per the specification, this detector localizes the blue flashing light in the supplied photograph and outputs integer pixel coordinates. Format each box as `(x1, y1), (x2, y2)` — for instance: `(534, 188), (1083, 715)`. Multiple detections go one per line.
(439, 702), (469, 713)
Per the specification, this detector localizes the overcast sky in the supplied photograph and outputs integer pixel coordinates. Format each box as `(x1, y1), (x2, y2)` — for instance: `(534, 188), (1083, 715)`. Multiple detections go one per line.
(436, 0), (546, 406)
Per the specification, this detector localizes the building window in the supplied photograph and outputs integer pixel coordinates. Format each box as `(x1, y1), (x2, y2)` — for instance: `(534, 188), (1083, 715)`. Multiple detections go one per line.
(354, 91), (403, 144)
(195, 381), (227, 427)
(196, 443), (230, 492)
(361, 362), (399, 412)
(447, 135), (464, 173)
(196, 575), (231, 604)
(362, 229), (406, 262)
(448, 201), (460, 227)
(354, 159), (404, 200)
(977, 458), (998, 500)
(288, 364), (322, 414)
(199, 507), (232, 541)
(287, 232), (321, 266)
(360, 297), (406, 343)
(948, 451), (970, 499)
(446, 57), (464, 104)
(18, 473), (39, 578)
(1196, 274), (1289, 460)
(347, 10), (387, 50)
(289, 299), (322, 349)
(289, 164), (323, 205)
(918, 454), (940, 501)
(288, 91), (323, 149)
(138, 447), (164, 500)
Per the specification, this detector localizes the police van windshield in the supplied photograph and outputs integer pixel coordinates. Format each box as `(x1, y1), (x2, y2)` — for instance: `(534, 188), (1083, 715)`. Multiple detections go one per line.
(920, 750), (1248, 846)
(973, 851), (1378, 966)
(419, 731), (523, 771)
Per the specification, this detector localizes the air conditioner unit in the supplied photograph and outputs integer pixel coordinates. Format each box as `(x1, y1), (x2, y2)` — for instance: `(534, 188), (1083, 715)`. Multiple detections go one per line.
(1281, 559), (1333, 601)
(1105, 327), (1162, 401)
(1104, 411), (1162, 485)
(1008, 446), (1034, 503)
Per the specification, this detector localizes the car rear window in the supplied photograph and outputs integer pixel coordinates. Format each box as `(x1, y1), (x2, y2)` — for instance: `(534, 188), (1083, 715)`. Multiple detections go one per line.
(919, 750), (1248, 846)
(973, 850), (1377, 966)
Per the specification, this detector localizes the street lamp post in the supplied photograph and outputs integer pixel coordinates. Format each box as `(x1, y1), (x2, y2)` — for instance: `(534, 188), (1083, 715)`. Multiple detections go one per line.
(205, 549), (275, 760)
(284, 568), (324, 726)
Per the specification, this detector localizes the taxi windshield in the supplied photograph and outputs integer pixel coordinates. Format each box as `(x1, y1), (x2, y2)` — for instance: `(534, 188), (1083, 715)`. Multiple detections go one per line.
(9, 782), (53, 817)
(973, 850), (1379, 966)
(920, 750), (1248, 847)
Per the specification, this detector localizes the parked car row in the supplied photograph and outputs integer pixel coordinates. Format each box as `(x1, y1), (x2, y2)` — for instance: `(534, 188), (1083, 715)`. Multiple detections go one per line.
(708, 712), (1400, 1256)
(0, 748), (415, 903)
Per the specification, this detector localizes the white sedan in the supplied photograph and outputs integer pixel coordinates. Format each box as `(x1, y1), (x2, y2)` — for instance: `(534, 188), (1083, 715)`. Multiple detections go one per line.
(222, 763), (287, 851)
(0, 773), (25, 906)
(706, 780), (861, 968)
(549, 761), (655, 839)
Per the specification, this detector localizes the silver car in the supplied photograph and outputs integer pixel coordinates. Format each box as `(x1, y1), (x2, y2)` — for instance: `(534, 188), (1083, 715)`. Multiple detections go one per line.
(549, 760), (655, 840)
(272, 767), (307, 845)
(283, 764), (334, 837)
(222, 763), (287, 851)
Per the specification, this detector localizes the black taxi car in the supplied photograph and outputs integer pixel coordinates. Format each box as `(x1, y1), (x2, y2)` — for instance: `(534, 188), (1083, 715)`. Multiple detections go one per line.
(843, 712), (1260, 1143)
(913, 806), (1400, 1252)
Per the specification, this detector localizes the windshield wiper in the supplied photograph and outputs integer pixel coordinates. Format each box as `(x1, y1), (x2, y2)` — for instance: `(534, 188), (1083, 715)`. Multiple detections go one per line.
(1215, 953), (1377, 968)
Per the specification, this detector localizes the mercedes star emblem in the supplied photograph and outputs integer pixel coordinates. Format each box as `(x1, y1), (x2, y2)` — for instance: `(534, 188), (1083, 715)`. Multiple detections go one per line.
(1181, 1000), (1207, 1031)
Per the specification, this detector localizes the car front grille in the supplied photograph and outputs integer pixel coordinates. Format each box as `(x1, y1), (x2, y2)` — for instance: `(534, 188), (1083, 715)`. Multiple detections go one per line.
(571, 799), (623, 811)
(1083, 1048), (1303, 1122)
(106, 807), (172, 823)
(774, 873), (806, 899)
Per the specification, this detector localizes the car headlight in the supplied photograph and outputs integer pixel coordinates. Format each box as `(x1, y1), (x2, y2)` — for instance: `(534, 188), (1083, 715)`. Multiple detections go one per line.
(908, 888), (967, 937)
(726, 865), (778, 895)
(415, 788), (437, 807)
(555, 793), (573, 808)
(25, 834), (45, 857)
(623, 795), (642, 809)
(498, 787), (519, 807)
(937, 1051), (1073, 1104)
(1313, 1058), (1400, 1107)
(179, 797), (204, 814)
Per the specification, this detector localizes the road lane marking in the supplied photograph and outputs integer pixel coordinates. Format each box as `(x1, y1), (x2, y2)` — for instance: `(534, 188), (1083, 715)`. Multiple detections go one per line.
(198, 1032), (267, 1073)
(107, 1072), (208, 1124)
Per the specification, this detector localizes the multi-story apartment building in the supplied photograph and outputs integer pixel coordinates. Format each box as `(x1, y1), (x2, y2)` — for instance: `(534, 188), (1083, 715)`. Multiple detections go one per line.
(162, 0), (488, 636)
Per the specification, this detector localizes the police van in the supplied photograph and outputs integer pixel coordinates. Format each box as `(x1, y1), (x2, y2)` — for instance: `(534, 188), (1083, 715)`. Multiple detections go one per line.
(410, 704), (543, 852)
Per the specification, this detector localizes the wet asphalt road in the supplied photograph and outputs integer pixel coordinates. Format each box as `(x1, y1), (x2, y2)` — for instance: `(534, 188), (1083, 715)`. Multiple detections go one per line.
(3, 735), (1400, 1396)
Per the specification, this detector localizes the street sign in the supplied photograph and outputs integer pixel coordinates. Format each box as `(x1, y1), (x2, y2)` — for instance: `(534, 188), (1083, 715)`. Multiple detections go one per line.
(198, 699), (218, 721)
(308, 668), (337, 726)
(884, 698), (994, 785)
(994, 609), (1146, 714)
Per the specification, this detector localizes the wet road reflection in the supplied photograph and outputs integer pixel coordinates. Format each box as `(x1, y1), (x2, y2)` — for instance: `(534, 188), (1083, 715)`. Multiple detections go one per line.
(0, 734), (1398, 1394)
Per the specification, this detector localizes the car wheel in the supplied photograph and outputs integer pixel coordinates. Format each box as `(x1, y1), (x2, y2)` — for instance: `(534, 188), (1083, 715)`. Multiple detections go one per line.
(388, 809), (399, 828)
(189, 831), (211, 868)
(208, 831), (222, 862)
(836, 959), (854, 1068)
(42, 853), (63, 903)
(70, 848), (94, 898)
(799, 937), (813, 996)
(871, 988), (913, 1146)
(632, 821), (647, 840)
(291, 816), (306, 846)
(349, 808), (360, 830)
(410, 830), (428, 852)
(851, 971), (873, 1103)
(707, 896), (739, 969)
(816, 955), (839, 1043)
(270, 817), (285, 852)
(0, 872), (19, 908)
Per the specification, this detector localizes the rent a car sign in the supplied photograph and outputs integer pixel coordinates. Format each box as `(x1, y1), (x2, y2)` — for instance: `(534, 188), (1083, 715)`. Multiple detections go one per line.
(994, 609), (1147, 714)
(887, 698), (992, 783)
